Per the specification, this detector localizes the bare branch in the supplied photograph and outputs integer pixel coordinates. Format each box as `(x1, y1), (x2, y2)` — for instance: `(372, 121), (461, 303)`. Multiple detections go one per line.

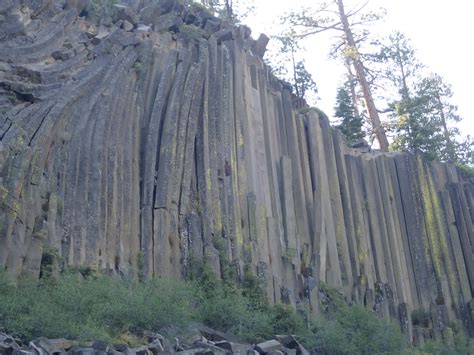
(346, 0), (370, 17)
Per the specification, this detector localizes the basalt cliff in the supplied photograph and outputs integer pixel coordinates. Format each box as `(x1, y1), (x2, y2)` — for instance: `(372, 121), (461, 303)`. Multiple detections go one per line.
(1, 0), (473, 343)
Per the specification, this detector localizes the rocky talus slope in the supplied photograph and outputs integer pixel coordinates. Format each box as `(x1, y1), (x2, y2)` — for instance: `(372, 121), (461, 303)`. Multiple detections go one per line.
(1, 0), (473, 342)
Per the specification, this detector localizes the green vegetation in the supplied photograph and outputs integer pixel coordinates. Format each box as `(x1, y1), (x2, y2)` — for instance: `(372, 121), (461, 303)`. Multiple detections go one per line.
(189, 1), (214, 17)
(2, 269), (455, 354)
(86, 0), (118, 23)
(334, 81), (365, 144)
(455, 163), (474, 183)
(179, 24), (208, 41)
(267, 34), (318, 102)
(132, 61), (144, 73)
(312, 305), (405, 355)
(411, 309), (431, 327)
(410, 329), (474, 355)
(0, 270), (196, 343)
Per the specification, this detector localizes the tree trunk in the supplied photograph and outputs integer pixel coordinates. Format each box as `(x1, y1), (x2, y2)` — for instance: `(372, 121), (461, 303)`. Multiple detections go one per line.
(434, 91), (456, 161)
(335, 0), (389, 151)
(345, 59), (361, 119)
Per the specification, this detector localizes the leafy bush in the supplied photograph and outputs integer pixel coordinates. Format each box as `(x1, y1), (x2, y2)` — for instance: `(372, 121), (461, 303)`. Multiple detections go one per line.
(0, 272), (195, 342)
(308, 283), (406, 354)
(0, 270), (407, 353)
(455, 163), (474, 183)
(411, 309), (431, 327)
(193, 264), (273, 342)
(86, 0), (118, 23)
(311, 305), (405, 354)
(178, 24), (208, 41)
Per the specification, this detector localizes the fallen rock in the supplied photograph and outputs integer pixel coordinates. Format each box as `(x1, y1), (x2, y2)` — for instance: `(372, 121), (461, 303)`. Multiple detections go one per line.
(136, 25), (151, 33)
(274, 336), (309, 355)
(214, 340), (253, 354)
(113, 4), (139, 25)
(29, 337), (75, 354)
(0, 333), (20, 354)
(254, 340), (282, 354)
(122, 20), (134, 32)
(67, 347), (95, 355)
(147, 339), (164, 355)
(125, 346), (150, 355)
(92, 340), (108, 352)
(85, 23), (97, 38)
(197, 325), (240, 343)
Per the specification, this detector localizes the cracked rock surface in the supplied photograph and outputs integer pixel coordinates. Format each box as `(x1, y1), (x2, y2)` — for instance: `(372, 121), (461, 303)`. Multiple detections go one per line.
(0, 0), (473, 341)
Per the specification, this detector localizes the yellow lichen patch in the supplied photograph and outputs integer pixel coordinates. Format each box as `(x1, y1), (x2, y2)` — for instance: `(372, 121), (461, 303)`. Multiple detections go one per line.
(417, 157), (459, 300)
(238, 131), (244, 147)
(358, 249), (368, 265)
(0, 185), (8, 204)
(417, 157), (443, 276)
(426, 165), (460, 298)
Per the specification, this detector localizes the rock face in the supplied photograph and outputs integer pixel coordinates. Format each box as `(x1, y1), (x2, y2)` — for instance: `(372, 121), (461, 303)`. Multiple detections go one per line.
(0, 0), (473, 339)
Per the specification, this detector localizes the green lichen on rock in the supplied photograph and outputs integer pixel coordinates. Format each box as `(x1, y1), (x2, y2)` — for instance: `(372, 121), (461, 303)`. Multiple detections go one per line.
(0, 185), (9, 204)
(178, 24), (208, 41)
(417, 157), (459, 298)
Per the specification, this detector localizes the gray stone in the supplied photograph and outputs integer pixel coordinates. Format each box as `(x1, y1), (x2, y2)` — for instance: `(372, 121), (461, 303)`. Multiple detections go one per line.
(68, 347), (95, 355)
(126, 347), (150, 355)
(148, 339), (164, 354)
(122, 20), (134, 32)
(0, 333), (20, 354)
(274, 335), (309, 355)
(0, 0), (473, 340)
(252, 34), (269, 57)
(92, 340), (108, 352)
(136, 25), (151, 33)
(30, 337), (74, 354)
(254, 340), (282, 354)
(152, 13), (183, 33)
(212, 28), (232, 43)
(113, 4), (139, 25)
(214, 341), (252, 354)
(203, 19), (220, 34)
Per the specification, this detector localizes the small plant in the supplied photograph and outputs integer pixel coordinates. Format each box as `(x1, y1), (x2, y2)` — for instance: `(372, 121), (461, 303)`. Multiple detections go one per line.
(190, 1), (214, 16)
(319, 282), (346, 314)
(133, 61), (144, 73)
(311, 305), (405, 354)
(137, 251), (145, 282)
(39, 248), (62, 280)
(455, 162), (474, 183)
(411, 309), (431, 327)
(0, 270), (406, 353)
(86, 0), (118, 23)
(178, 24), (207, 41)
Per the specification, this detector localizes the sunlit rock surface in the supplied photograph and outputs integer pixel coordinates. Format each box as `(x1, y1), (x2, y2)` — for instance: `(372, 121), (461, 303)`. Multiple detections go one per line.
(1, 0), (473, 341)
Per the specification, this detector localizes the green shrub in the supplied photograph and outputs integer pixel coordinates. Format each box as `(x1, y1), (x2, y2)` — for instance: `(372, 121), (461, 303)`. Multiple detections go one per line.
(311, 305), (405, 354)
(411, 309), (431, 327)
(178, 24), (208, 41)
(86, 0), (117, 23)
(455, 163), (474, 183)
(0, 270), (407, 353)
(414, 337), (474, 355)
(193, 263), (273, 342)
(0, 273), (195, 342)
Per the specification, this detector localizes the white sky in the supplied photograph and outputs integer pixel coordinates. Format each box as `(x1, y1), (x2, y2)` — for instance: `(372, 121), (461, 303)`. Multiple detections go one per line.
(242, 0), (474, 138)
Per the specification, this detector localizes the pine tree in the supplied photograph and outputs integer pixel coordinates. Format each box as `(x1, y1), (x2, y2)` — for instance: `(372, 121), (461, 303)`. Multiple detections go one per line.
(412, 74), (472, 164)
(294, 60), (318, 101)
(283, 0), (390, 150)
(374, 32), (472, 164)
(267, 34), (318, 102)
(335, 83), (365, 144)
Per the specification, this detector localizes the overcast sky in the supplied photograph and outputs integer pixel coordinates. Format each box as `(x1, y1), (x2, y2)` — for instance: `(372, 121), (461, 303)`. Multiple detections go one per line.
(242, 0), (473, 138)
